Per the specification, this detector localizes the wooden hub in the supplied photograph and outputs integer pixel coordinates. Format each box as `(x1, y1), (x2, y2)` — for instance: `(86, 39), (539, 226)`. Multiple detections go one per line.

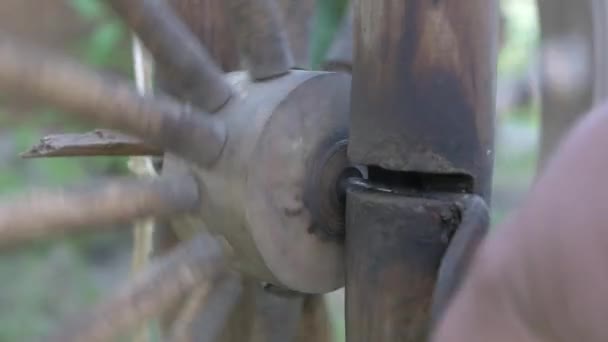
(168, 70), (353, 293)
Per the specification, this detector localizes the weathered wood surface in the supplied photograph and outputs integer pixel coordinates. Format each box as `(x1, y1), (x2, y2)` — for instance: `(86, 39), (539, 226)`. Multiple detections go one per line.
(346, 191), (455, 341)
(345, 1), (498, 341)
(348, 0), (498, 199)
(21, 129), (162, 158)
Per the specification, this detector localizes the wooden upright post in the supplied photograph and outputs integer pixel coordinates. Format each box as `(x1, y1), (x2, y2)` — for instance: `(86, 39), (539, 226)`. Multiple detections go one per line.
(345, 0), (498, 341)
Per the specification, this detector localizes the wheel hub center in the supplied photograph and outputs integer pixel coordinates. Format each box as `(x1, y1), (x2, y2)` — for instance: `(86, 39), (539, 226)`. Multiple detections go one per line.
(169, 70), (354, 293)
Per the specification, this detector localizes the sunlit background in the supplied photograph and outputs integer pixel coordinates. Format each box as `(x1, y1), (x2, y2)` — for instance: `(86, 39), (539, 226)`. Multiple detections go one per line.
(0, 0), (540, 340)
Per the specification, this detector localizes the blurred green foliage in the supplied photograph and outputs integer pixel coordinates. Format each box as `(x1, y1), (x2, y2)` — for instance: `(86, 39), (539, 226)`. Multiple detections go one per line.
(499, 0), (539, 75)
(0, 1), (131, 340)
(492, 0), (540, 224)
(70, 0), (132, 72)
(312, 0), (349, 68)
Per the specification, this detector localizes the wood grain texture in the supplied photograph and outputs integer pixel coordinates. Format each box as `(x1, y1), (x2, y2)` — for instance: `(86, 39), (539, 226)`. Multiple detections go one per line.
(345, 191), (454, 342)
(345, 3), (498, 342)
(348, 0), (498, 199)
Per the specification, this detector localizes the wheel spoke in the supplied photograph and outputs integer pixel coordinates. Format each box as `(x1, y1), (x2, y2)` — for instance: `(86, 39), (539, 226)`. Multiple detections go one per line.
(276, 0), (315, 69)
(167, 284), (212, 342)
(323, 4), (353, 72)
(47, 233), (226, 342)
(296, 295), (332, 342)
(21, 129), (162, 158)
(224, 0), (294, 80)
(217, 281), (304, 342)
(107, 0), (232, 112)
(0, 38), (226, 166)
(0, 176), (198, 247)
(168, 274), (243, 342)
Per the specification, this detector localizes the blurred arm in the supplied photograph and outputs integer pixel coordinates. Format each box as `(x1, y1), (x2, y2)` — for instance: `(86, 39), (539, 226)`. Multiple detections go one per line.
(433, 103), (608, 342)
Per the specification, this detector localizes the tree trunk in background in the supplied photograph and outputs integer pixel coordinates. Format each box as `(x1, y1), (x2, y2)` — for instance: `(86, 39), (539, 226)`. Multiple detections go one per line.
(537, 0), (607, 167)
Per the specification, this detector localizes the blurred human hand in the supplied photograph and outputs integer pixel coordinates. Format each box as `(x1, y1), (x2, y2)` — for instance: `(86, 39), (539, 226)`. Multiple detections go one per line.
(433, 104), (608, 342)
